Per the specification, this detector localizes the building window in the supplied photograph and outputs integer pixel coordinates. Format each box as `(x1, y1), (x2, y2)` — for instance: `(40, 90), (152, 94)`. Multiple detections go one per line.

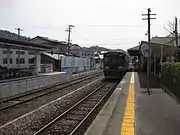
(16, 58), (25, 64)
(3, 50), (12, 54)
(3, 58), (8, 64)
(28, 51), (35, 55)
(16, 51), (25, 55)
(28, 58), (34, 64)
(10, 58), (12, 64)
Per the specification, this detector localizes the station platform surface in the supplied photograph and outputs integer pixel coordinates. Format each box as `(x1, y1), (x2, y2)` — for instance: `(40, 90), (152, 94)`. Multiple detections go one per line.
(85, 72), (180, 135)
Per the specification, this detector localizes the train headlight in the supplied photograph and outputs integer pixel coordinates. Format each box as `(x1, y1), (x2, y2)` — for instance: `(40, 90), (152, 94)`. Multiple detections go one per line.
(118, 66), (123, 69)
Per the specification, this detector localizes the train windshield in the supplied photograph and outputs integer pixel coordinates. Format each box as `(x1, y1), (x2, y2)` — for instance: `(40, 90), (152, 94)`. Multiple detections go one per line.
(104, 54), (126, 66)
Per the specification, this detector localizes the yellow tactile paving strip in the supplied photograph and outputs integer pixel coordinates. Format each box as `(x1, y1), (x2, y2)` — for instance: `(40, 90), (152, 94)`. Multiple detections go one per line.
(121, 72), (135, 135)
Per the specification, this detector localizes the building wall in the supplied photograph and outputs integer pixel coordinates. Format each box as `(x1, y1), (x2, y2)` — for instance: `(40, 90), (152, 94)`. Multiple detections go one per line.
(61, 56), (91, 73)
(0, 48), (35, 69)
(70, 48), (95, 69)
(70, 48), (94, 58)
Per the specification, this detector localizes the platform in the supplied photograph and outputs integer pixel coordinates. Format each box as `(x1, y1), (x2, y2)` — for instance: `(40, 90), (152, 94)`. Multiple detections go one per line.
(85, 72), (180, 135)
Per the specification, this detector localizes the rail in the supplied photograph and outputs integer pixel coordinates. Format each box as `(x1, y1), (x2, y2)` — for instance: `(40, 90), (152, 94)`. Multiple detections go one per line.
(33, 81), (118, 135)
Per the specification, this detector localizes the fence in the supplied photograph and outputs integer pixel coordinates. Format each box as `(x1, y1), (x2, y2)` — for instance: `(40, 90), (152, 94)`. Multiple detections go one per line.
(0, 72), (72, 99)
(0, 69), (101, 100)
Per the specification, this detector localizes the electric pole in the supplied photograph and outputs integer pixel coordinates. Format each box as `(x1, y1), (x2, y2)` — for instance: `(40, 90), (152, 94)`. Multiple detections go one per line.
(65, 25), (74, 55)
(15, 28), (23, 40)
(174, 17), (180, 61)
(142, 8), (156, 95)
(15, 28), (23, 68)
(175, 17), (178, 47)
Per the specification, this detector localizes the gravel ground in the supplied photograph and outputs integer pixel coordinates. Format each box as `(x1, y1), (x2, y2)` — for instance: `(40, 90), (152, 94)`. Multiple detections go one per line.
(36, 82), (117, 135)
(0, 75), (102, 126)
(0, 79), (104, 135)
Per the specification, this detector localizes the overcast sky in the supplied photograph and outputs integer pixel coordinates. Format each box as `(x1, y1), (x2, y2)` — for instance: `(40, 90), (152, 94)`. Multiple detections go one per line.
(0, 0), (180, 51)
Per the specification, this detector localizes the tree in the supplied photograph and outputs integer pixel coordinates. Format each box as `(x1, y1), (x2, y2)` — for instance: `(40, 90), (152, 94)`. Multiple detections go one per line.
(164, 19), (175, 37)
(164, 17), (180, 61)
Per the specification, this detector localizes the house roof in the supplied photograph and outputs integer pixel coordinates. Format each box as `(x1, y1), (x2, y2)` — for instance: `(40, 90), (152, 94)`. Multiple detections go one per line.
(151, 36), (173, 44)
(0, 37), (53, 51)
(70, 44), (81, 49)
(127, 45), (140, 51)
(127, 45), (140, 56)
(31, 36), (67, 45)
(43, 53), (65, 60)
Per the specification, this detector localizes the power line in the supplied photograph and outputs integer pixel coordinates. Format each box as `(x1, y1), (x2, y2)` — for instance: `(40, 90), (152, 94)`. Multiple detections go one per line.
(86, 24), (160, 28)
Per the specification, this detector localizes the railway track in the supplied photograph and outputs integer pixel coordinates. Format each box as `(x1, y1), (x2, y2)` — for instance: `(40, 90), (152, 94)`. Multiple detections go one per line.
(33, 81), (118, 135)
(0, 72), (103, 126)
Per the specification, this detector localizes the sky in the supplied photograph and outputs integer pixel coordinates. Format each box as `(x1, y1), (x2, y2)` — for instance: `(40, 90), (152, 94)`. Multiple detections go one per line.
(0, 0), (180, 51)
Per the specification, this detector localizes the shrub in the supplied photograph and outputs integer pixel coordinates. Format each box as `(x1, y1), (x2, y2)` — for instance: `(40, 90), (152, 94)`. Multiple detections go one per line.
(161, 62), (180, 98)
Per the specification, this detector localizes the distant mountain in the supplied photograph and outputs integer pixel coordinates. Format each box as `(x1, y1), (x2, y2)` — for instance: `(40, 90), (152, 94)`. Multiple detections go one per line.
(0, 29), (31, 41)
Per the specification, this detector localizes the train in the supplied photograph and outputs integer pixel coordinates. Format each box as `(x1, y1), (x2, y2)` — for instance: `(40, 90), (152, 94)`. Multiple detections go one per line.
(103, 51), (129, 80)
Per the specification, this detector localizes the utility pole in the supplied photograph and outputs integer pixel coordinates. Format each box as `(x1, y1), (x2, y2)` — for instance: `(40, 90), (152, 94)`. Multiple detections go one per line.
(174, 17), (179, 61)
(15, 28), (23, 68)
(65, 25), (74, 55)
(175, 17), (178, 47)
(142, 8), (156, 95)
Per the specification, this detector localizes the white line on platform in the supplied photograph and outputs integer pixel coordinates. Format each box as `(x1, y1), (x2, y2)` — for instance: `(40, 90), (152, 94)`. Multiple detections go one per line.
(130, 72), (134, 83)
(0, 78), (102, 129)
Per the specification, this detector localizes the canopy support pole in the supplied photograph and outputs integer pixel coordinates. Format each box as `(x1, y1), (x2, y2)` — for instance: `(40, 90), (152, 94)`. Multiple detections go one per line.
(160, 45), (163, 72)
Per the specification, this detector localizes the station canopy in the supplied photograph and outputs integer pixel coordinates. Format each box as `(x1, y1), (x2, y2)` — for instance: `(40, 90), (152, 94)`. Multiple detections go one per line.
(141, 41), (178, 58)
(151, 42), (177, 58)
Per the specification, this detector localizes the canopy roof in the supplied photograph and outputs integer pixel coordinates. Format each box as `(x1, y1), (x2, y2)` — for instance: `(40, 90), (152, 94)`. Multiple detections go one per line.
(140, 41), (178, 58)
(151, 42), (177, 57)
(127, 45), (140, 56)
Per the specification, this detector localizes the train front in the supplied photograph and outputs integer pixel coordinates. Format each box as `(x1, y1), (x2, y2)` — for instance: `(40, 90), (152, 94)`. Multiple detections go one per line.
(103, 52), (129, 80)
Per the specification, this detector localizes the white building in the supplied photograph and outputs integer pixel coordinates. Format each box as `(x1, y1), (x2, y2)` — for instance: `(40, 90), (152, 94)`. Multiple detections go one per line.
(70, 44), (96, 69)
(0, 48), (35, 69)
(0, 35), (68, 70)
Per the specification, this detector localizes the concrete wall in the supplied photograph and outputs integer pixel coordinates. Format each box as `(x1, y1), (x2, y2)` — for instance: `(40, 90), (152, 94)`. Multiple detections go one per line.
(0, 72), (72, 99)
(0, 69), (101, 100)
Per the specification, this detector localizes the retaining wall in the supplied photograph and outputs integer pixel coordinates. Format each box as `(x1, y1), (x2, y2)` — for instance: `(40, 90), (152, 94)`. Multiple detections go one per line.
(0, 72), (72, 99)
